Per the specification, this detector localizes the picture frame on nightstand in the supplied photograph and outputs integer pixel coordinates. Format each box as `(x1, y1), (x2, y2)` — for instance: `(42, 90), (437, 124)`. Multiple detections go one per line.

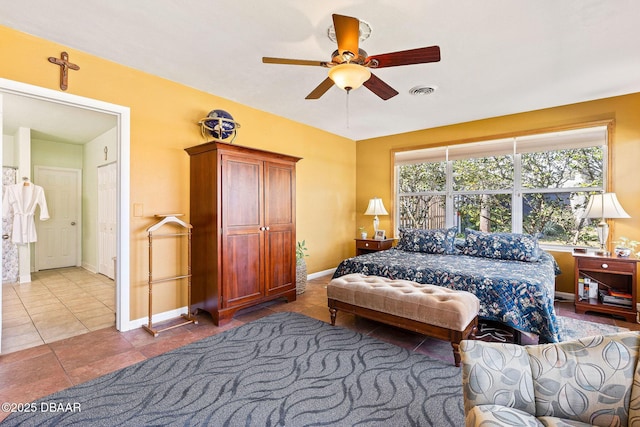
(374, 230), (386, 240)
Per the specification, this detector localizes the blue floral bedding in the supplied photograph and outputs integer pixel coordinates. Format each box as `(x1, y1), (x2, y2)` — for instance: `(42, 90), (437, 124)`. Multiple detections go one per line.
(332, 248), (561, 342)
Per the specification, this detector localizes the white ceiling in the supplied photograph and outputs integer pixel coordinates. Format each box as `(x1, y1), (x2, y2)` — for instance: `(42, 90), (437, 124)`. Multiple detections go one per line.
(1, 0), (640, 141)
(2, 93), (117, 144)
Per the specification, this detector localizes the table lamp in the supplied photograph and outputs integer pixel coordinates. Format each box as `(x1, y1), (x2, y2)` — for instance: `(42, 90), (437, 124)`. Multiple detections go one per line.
(583, 192), (630, 256)
(364, 197), (388, 233)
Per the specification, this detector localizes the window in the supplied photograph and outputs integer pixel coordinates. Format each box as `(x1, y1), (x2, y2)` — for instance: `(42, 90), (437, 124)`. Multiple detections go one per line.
(394, 125), (608, 248)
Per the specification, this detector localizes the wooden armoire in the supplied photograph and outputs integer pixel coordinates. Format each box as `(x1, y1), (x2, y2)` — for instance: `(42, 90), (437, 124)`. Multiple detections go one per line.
(185, 142), (301, 325)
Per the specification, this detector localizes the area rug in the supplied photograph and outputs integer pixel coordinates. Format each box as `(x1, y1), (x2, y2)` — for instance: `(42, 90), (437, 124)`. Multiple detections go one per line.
(3, 312), (464, 427)
(473, 316), (629, 345)
(558, 316), (629, 341)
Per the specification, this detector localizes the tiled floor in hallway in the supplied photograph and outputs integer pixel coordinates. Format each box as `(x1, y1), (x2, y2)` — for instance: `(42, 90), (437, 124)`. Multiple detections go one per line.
(2, 267), (115, 354)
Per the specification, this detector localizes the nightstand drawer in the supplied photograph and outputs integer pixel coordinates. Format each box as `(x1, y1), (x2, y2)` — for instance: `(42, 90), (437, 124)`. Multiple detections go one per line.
(356, 240), (385, 250)
(577, 257), (635, 274)
(355, 238), (394, 255)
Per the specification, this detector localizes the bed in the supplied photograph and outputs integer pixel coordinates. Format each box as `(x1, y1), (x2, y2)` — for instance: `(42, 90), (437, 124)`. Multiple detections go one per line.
(333, 228), (562, 343)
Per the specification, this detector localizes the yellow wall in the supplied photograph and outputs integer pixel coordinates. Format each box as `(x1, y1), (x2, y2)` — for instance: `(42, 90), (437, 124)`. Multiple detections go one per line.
(4, 23), (640, 317)
(356, 93), (640, 294)
(0, 25), (355, 320)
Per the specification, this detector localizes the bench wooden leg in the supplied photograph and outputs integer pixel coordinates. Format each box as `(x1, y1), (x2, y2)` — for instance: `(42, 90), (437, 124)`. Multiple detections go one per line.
(451, 342), (462, 367)
(329, 307), (337, 325)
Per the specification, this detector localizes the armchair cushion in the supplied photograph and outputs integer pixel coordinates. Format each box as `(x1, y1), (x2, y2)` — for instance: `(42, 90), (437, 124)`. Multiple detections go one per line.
(461, 340), (536, 415)
(461, 331), (640, 427)
(467, 405), (544, 426)
(527, 333), (639, 425)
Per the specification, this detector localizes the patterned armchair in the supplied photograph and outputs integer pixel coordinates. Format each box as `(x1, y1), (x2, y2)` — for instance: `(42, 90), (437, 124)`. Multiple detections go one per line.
(460, 332), (640, 426)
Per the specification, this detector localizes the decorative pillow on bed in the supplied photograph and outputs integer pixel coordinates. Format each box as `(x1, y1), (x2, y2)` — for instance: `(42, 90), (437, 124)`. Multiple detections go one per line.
(461, 229), (541, 262)
(396, 227), (457, 255)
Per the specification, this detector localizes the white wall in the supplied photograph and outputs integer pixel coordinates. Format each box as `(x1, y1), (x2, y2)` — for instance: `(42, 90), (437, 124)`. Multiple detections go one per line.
(2, 134), (16, 167)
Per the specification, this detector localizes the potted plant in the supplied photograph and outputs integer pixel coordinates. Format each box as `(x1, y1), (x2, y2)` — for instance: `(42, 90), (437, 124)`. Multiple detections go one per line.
(296, 240), (309, 294)
(358, 226), (368, 239)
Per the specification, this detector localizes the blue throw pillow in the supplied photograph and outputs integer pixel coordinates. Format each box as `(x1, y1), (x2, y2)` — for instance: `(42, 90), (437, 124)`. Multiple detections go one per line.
(396, 227), (457, 255)
(461, 229), (540, 262)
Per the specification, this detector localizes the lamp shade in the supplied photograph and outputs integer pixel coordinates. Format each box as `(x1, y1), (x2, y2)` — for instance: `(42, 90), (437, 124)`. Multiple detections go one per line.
(583, 193), (630, 219)
(328, 63), (371, 91)
(364, 198), (388, 216)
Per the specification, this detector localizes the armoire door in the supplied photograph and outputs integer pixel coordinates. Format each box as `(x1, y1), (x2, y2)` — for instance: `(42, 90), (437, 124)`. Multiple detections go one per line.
(220, 154), (264, 307)
(264, 161), (295, 295)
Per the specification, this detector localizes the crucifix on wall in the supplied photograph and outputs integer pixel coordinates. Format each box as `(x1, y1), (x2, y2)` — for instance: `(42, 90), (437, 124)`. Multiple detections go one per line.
(48, 51), (80, 91)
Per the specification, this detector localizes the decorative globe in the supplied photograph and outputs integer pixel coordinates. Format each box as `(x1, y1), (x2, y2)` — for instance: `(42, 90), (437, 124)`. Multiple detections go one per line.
(204, 109), (236, 140)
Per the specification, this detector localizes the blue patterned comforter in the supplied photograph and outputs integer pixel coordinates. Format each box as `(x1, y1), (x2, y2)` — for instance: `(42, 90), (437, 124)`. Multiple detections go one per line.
(333, 249), (561, 342)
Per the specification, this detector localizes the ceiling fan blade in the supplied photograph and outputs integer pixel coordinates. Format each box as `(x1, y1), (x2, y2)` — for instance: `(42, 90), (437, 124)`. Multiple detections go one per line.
(363, 73), (399, 100)
(305, 77), (335, 99)
(332, 14), (360, 56)
(262, 57), (329, 67)
(367, 46), (441, 68)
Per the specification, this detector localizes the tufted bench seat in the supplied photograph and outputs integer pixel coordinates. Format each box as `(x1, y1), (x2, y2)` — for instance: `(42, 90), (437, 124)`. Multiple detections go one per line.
(328, 273), (479, 366)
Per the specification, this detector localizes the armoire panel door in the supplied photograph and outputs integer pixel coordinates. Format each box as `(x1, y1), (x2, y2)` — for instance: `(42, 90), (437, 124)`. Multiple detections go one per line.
(222, 233), (263, 306)
(265, 162), (294, 225)
(221, 154), (265, 306)
(222, 155), (263, 228)
(264, 229), (294, 294)
(264, 161), (295, 294)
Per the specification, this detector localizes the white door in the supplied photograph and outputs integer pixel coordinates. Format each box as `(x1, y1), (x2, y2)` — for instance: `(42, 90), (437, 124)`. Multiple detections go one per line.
(35, 166), (81, 270)
(98, 162), (117, 279)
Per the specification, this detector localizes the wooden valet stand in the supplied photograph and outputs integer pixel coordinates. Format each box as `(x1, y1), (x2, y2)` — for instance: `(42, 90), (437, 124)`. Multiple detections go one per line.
(143, 214), (198, 337)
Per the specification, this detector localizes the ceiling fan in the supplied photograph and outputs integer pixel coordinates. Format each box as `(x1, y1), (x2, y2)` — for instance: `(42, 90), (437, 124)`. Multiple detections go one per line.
(262, 13), (441, 100)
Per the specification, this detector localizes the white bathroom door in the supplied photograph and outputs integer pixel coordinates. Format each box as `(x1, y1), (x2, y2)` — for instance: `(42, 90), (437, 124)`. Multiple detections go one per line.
(97, 162), (116, 279)
(35, 166), (81, 270)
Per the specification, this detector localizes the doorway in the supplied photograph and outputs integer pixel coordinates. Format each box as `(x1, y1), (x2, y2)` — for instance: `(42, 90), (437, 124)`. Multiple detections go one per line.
(34, 166), (82, 271)
(0, 78), (131, 354)
(98, 162), (117, 279)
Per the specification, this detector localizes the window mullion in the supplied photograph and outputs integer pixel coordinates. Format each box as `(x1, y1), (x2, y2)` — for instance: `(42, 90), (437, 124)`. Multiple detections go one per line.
(445, 159), (454, 228)
(513, 151), (522, 233)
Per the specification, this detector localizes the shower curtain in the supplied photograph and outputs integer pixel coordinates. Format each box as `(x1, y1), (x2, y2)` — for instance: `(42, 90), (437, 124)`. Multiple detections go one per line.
(2, 167), (18, 283)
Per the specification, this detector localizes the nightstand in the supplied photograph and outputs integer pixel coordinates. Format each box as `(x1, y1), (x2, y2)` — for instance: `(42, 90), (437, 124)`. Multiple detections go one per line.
(355, 238), (394, 256)
(573, 253), (638, 322)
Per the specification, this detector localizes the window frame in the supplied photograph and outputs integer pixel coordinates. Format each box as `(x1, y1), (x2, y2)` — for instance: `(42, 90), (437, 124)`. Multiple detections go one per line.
(392, 121), (613, 252)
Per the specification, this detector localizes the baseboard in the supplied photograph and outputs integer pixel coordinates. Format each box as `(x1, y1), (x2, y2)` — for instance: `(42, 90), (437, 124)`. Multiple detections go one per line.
(308, 268), (335, 280)
(128, 307), (190, 330)
(82, 262), (97, 274)
(555, 291), (574, 302)
(127, 271), (337, 331)
(19, 273), (31, 283)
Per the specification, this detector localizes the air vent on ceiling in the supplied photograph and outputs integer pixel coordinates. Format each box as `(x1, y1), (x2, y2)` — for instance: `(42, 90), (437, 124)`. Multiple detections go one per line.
(409, 85), (437, 96)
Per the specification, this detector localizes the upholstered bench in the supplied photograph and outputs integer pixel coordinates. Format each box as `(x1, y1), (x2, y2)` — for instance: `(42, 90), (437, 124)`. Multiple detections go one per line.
(327, 273), (479, 366)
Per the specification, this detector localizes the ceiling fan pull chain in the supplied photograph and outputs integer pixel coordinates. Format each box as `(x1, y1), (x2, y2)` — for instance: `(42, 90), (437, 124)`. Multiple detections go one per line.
(346, 89), (350, 128)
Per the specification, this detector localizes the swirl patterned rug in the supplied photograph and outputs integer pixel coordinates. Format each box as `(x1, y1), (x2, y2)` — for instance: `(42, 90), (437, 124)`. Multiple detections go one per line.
(3, 312), (464, 427)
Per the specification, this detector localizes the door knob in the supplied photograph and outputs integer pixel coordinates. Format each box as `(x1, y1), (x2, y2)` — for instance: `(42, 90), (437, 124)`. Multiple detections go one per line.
(71, 222), (76, 226)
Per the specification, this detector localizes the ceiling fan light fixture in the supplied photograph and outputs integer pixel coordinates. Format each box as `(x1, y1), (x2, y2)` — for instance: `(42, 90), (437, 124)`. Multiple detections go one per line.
(327, 19), (372, 43)
(328, 63), (371, 91)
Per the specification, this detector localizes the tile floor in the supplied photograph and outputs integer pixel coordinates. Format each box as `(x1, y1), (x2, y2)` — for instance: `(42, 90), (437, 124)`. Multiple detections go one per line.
(1, 273), (639, 423)
(2, 267), (115, 354)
